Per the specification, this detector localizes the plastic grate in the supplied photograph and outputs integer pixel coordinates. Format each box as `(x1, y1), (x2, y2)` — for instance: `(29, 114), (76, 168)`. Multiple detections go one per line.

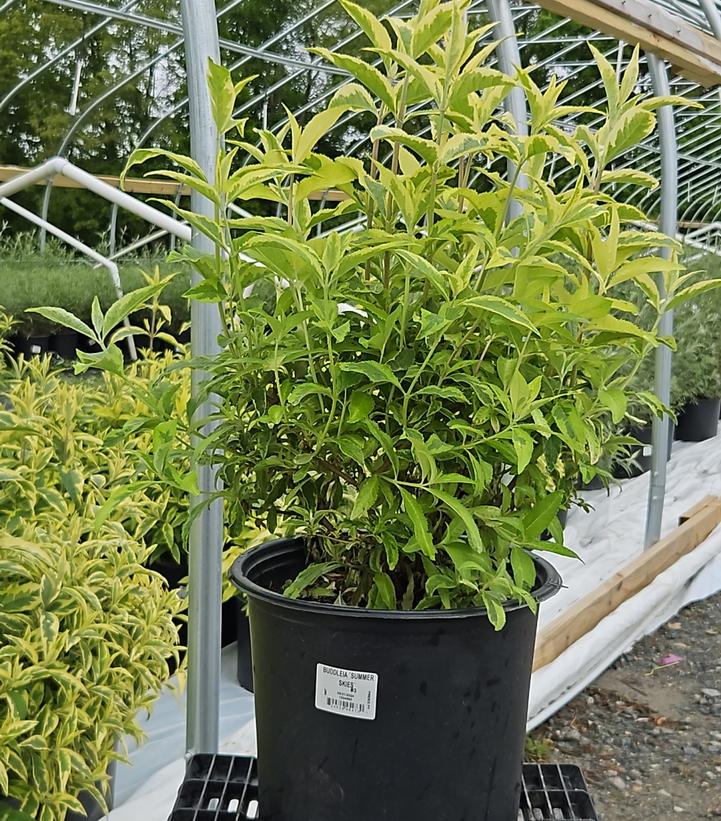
(519, 763), (599, 821)
(168, 756), (599, 821)
(168, 755), (259, 820)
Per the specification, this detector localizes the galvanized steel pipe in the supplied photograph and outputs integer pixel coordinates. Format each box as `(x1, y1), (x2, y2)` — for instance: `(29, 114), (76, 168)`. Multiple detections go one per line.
(644, 54), (678, 549)
(180, 0), (224, 757)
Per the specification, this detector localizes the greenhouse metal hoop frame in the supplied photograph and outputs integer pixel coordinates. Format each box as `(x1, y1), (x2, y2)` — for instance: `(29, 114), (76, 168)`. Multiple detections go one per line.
(3, 0), (721, 759)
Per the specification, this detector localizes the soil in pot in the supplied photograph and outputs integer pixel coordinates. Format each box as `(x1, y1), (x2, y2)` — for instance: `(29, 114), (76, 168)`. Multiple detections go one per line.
(675, 398), (721, 442)
(232, 537), (560, 821)
(51, 330), (81, 359)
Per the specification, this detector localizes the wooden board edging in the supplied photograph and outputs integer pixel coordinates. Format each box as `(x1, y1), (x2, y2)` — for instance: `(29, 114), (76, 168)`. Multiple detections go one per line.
(533, 495), (721, 672)
(537, 0), (721, 87)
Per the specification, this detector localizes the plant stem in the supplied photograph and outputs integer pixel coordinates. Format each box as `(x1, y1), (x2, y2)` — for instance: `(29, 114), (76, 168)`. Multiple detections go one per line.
(402, 336), (442, 424)
(497, 157), (526, 238)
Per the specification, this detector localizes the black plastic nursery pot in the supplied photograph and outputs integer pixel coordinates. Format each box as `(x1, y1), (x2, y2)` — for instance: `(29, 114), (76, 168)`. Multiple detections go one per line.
(231, 537), (561, 821)
(236, 604), (253, 692)
(577, 474), (604, 491)
(1, 761), (115, 821)
(51, 330), (81, 359)
(17, 334), (51, 357)
(65, 761), (116, 821)
(150, 558), (242, 677)
(78, 336), (101, 353)
(7, 335), (22, 358)
(675, 397), (721, 442)
(540, 509), (567, 542)
(613, 422), (674, 479)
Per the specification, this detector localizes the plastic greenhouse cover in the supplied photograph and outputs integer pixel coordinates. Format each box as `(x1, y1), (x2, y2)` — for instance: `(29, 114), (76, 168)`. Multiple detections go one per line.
(108, 435), (721, 820)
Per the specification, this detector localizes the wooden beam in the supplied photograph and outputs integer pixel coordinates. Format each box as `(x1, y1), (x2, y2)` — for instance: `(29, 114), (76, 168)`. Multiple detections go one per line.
(0, 165), (349, 203)
(537, 0), (721, 87)
(0, 164), (191, 196)
(313, 188), (350, 202)
(533, 495), (721, 671)
(677, 495), (719, 525)
(593, 0), (721, 58)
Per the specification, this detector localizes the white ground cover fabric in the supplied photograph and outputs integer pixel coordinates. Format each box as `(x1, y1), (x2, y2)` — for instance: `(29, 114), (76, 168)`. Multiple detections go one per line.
(108, 434), (721, 820)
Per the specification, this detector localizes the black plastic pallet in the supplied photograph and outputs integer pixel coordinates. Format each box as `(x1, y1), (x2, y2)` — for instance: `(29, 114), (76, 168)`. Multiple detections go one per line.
(169, 755), (259, 820)
(520, 763), (598, 820)
(168, 755), (599, 821)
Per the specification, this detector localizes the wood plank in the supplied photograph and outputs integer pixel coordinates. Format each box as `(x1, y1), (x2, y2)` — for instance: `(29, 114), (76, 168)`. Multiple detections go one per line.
(0, 164), (191, 196)
(312, 188), (350, 202)
(533, 496), (721, 671)
(537, 0), (721, 87)
(677, 495), (717, 525)
(0, 165), (348, 202)
(593, 0), (721, 61)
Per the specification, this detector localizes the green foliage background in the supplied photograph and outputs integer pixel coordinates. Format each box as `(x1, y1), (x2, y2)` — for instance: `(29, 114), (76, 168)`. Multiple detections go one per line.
(0, 236), (191, 335)
(0, 0), (388, 243)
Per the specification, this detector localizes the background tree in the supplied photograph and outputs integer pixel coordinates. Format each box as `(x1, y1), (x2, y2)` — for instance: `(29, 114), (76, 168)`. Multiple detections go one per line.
(0, 0), (388, 244)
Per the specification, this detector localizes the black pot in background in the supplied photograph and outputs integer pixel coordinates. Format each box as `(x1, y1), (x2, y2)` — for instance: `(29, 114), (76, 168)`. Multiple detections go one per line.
(675, 398), (721, 442)
(152, 556), (188, 590)
(150, 558), (187, 677)
(78, 336), (102, 355)
(17, 334), (51, 357)
(66, 761), (116, 821)
(2, 761), (115, 821)
(221, 598), (239, 648)
(122, 333), (170, 356)
(613, 422), (674, 479)
(232, 537), (561, 821)
(7, 334), (22, 358)
(150, 558), (243, 676)
(540, 508), (568, 542)
(577, 474), (605, 491)
(51, 330), (81, 359)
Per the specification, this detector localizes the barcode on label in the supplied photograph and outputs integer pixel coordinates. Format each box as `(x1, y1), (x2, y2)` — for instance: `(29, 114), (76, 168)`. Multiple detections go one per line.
(315, 663), (378, 720)
(325, 697), (366, 714)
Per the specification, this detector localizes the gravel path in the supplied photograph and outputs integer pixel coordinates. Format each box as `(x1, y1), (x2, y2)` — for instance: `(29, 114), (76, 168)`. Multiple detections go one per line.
(529, 590), (721, 820)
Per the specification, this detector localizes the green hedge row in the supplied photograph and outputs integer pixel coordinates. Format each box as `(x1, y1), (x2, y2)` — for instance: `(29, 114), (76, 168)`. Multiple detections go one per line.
(0, 256), (191, 335)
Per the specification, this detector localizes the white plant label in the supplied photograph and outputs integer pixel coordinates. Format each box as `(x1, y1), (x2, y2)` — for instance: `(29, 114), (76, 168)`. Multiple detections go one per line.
(315, 663), (378, 720)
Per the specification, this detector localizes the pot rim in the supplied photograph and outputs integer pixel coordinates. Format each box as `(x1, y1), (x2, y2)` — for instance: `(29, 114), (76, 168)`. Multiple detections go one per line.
(230, 536), (562, 621)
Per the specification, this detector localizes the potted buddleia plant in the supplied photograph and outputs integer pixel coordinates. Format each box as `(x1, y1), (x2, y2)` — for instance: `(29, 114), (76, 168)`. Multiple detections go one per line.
(126, 2), (718, 818)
